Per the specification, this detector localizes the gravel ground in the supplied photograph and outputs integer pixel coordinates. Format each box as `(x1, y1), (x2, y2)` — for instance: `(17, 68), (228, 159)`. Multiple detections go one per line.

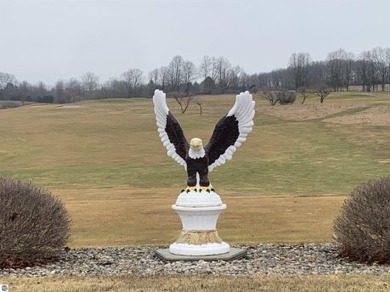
(1, 244), (390, 277)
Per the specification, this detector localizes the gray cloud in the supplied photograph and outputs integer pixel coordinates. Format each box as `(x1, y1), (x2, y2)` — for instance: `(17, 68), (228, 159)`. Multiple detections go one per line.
(1, 0), (390, 85)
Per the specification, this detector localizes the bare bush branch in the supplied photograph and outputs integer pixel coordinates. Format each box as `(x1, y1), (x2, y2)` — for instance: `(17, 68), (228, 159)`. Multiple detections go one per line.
(0, 177), (71, 268)
(334, 176), (390, 263)
(261, 90), (280, 106)
(277, 91), (296, 105)
(262, 90), (296, 106)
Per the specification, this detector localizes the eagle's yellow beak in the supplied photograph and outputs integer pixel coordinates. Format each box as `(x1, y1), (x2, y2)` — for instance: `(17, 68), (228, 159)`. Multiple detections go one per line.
(190, 139), (203, 148)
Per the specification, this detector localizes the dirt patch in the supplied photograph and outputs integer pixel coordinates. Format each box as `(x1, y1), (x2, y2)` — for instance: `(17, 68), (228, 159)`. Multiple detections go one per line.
(261, 103), (358, 121)
(261, 103), (390, 126)
(324, 105), (390, 126)
(55, 105), (82, 109)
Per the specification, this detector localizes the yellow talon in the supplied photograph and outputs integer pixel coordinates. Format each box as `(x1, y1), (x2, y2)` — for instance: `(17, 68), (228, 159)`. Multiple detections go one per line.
(199, 185), (213, 193)
(183, 185), (214, 193)
(185, 186), (197, 192)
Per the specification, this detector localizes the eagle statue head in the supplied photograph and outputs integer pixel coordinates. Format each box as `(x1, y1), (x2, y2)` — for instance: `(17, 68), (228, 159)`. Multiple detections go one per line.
(189, 138), (205, 159)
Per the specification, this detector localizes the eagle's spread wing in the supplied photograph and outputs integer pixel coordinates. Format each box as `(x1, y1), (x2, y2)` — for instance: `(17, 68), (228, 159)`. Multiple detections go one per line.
(153, 89), (189, 168)
(205, 91), (255, 172)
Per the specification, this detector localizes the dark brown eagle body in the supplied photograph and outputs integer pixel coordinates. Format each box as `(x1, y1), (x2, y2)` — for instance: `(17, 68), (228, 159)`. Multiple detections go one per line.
(186, 155), (209, 187)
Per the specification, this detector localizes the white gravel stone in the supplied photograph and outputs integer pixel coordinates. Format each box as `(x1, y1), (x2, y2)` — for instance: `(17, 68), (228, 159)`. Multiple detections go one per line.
(1, 244), (390, 277)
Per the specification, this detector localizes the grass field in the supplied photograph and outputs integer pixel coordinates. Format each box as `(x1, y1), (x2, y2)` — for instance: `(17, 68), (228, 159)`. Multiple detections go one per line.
(3, 275), (390, 292)
(1, 92), (390, 290)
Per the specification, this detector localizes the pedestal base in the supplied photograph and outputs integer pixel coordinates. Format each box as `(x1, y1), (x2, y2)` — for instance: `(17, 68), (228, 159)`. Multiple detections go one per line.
(155, 247), (247, 262)
(169, 189), (230, 256)
(169, 241), (230, 256)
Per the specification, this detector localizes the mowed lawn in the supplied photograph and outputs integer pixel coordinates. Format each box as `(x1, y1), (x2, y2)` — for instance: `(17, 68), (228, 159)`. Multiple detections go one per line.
(0, 92), (389, 247)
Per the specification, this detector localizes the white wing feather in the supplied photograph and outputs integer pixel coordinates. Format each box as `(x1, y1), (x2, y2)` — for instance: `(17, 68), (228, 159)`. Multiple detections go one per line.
(153, 89), (187, 168)
(209, 91), (255, 172)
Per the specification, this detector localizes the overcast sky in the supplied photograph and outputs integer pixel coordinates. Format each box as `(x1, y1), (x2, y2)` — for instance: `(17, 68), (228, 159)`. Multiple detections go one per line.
(1, 0), (389, 86)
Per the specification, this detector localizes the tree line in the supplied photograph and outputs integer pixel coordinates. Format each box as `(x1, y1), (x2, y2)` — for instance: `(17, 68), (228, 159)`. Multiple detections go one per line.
(1, 47), (390, 104)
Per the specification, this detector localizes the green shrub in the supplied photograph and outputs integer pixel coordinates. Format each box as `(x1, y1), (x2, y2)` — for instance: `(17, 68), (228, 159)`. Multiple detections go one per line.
(0, 177), (71, 268)
(333, 176), (390, 263)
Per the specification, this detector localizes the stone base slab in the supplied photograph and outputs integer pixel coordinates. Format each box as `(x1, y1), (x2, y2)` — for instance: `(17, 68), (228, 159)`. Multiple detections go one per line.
(169, 241), (230, 256)
(155, 247), (247, 262)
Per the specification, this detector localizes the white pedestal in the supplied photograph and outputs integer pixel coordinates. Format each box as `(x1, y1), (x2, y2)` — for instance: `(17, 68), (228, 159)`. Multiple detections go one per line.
(168, 190), (230, 256)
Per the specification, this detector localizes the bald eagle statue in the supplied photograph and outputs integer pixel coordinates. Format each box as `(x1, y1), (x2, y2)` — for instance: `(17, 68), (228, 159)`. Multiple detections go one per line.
(153, 89), (255, 193)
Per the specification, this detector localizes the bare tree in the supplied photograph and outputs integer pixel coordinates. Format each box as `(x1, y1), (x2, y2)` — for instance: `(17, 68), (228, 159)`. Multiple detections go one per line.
(357, 51), (378, 92)
(306, 61), (327, 89)
(104, 78), (126, 98)
(81, 72), (99, 97)
(326, 49), (345, 91)
(367, 52), (378, 92)
(230, 65), (242, 89)
(167, 55), (185, 91)
(3, 83), (19, 101)
(122, 68), (143, 98)
(182, 60), (197, 96)
(356, 58), (369, 91)
(18, 80), (31, 103)
(65, 78), (82, 102)
(35, 81), (48, 98)
(316, 87), (331, 103)
(289, 52), (311, 91)
(199, 56), (212, 80)
(148, 68), (159, 85)
(270, 69), (290, 88)
(386, 49), (390, 86)
(249, 72), (272, 90)
(298, 87), (311, 104)
(238, 71), (250, 90)
(99, 81), (110, 100)
(0, 72), (17, 100)
(199, 56), (215, 93)
(326, 49), (355, 92)
(210, 56), (219, 82)
(344, 51), (355, 91)
(158, 66), (169, 90)
(214, 57), (230, 92)
(213, 57), (237, 93)
(54, 80), (65, 103)
(194, 96), (203, 115)
(170, 92), (193, 113)
(372, 47), (389, 91)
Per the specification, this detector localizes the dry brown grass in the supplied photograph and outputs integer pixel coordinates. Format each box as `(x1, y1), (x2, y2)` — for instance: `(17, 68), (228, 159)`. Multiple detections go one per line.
(260, 91), (390, 123)
(3, 275), (390, 292)
(325, 105), (390, 126)
(58, 188), (343, 247)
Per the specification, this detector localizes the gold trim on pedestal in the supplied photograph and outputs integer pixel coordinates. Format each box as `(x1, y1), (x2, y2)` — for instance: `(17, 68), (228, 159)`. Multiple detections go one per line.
(175, 229), (223, 244)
